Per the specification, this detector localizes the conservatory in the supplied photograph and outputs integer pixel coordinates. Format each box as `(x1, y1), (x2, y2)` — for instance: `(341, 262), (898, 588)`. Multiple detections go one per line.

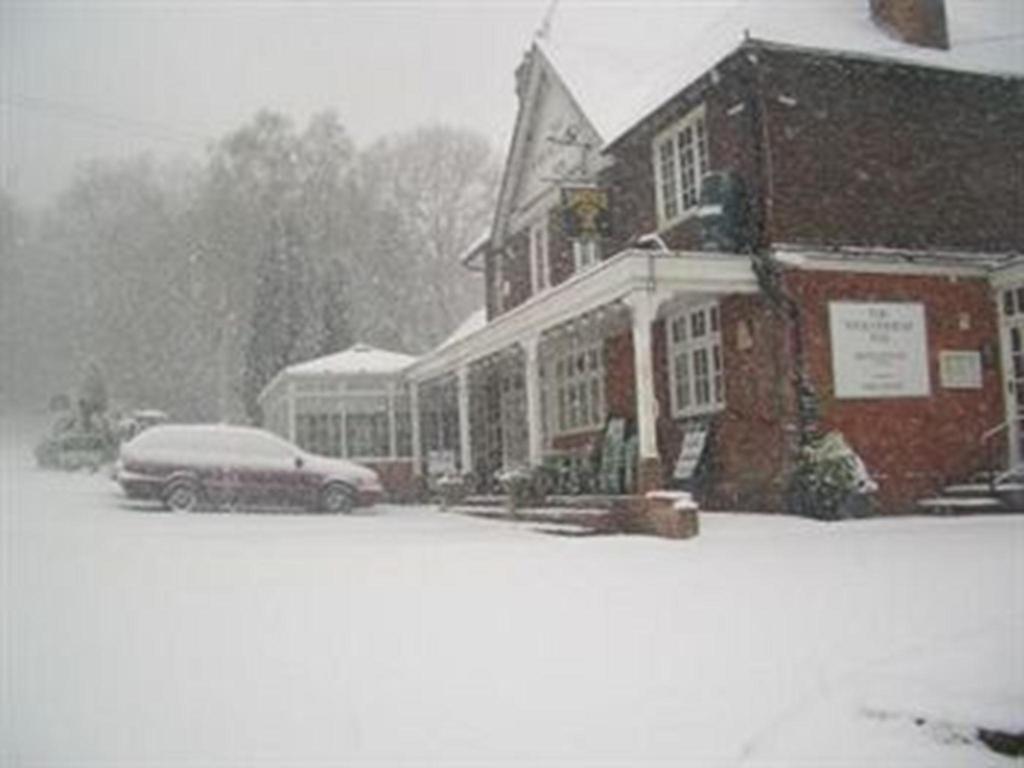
(258, 343), (418, 497)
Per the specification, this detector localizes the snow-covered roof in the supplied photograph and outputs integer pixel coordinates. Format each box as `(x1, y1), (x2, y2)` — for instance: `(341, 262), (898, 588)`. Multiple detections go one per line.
(437, 308), (487, 350)
(539, 0), (1023, 146)
(283, 343), (417, 377)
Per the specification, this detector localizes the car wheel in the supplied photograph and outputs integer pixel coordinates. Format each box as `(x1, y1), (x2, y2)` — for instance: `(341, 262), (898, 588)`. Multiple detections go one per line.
(164, 479), (200, 512)
(320, 482), (354, 514)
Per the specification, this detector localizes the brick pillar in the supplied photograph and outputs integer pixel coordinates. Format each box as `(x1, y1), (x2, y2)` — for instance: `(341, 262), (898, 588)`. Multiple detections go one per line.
(637, 456), (664, 494)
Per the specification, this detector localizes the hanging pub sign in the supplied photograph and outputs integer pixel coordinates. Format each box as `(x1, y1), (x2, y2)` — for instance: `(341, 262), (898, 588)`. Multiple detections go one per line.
(561, 185), (611, 239)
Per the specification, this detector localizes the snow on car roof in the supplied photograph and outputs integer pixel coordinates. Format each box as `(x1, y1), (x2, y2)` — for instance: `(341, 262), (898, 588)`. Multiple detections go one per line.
(283, 343), (418, 377)
(539, 0), (1023, 146)
(129, 423), (277, 445)
(125, 423), (297, 457)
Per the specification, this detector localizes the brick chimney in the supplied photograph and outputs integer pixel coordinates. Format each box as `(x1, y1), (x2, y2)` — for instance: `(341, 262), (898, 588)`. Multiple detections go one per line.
(869, 0), (950, 50)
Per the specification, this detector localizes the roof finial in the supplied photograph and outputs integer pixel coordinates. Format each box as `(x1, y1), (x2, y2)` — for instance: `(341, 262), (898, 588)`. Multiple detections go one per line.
(536, 0), (560, 40)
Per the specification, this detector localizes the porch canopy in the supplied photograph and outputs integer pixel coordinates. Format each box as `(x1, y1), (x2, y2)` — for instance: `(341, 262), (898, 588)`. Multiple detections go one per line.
(405, 248), (759, 483)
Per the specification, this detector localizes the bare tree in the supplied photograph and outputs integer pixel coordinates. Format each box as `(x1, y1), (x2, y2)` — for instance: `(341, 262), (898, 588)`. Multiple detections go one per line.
(356, 125), (499, 350)
(3, 117), (499, 422)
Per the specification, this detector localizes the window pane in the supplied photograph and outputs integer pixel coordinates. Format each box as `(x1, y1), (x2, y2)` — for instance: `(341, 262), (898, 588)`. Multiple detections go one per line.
(694, 348), (710, 405)
(696, 115), (709, 179)
(675, 353), (691, 409)
(672, 317), (687, 343)
(691, 310), (706, 338)
(346, 410), (389, 458)
(678, 126), (698, 210)
(568, 385), (578, 428)
(713, 344), (724, 404)
(659, 140), (678, 221)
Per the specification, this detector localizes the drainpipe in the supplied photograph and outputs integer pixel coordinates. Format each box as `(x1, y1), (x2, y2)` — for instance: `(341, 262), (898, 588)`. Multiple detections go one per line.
(746, 42), (820, 507)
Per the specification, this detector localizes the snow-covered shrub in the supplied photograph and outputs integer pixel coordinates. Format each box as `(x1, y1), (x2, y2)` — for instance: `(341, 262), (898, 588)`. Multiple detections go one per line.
(435, 472), (467, 509)
(793, 431), (877, 520)
(496, 465), (546, 509)
(537, 453), (596, 496)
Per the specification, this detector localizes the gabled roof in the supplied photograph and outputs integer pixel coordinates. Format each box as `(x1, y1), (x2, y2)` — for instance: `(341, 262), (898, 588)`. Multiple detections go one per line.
(491, 41), (603, 244)
(283, 343), (417, 377)
(539, 0), (1023, 148)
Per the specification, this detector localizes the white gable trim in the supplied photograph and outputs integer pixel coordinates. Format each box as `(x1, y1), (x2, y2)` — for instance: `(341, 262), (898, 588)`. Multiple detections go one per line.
(492, 43), (604, 246)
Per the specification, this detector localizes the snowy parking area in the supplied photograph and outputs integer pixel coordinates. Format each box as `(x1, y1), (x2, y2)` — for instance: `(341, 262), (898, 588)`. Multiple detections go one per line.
(2, 424), (1022, 766)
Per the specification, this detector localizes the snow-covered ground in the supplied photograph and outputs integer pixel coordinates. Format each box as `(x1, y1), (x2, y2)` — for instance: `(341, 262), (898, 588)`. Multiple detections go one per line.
(2, 417), (1022, 766)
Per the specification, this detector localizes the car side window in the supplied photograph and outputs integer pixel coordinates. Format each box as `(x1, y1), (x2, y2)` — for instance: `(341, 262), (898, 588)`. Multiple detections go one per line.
(233, 432), (294, 461)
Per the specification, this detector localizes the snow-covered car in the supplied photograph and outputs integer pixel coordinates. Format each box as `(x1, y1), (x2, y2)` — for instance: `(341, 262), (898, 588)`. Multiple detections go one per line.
(115, 424), (383, 513)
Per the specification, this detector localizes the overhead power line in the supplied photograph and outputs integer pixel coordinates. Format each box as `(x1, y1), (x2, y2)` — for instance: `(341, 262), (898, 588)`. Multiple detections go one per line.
(0, 93), (210, 146)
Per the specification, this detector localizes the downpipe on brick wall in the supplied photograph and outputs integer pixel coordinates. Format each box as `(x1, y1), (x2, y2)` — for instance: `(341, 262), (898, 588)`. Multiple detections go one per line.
(746, 43), (821, 512)
(752, 253), (822, 513)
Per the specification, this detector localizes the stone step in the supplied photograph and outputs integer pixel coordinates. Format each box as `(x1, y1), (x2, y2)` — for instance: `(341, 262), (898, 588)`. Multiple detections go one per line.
(917, 496), (1005, 514)
(449, 504), (616, 532)
(943, 482), (1024, 496)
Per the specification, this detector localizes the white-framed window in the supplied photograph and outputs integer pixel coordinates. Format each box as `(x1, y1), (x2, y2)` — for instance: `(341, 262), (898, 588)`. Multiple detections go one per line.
(652, 105), (710, 229)
(572, 238), (600, 273)
(668, 302), (724, 417)
(530, 219), (549, 294)
(548, 340), (606, 435)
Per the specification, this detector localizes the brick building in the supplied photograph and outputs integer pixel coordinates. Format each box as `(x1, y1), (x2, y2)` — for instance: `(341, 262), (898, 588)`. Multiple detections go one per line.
(404, 0), (1023, 513)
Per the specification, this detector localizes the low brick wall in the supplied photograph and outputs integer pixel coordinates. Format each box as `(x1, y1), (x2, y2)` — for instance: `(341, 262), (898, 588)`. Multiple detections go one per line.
(362, 459), (418, 502)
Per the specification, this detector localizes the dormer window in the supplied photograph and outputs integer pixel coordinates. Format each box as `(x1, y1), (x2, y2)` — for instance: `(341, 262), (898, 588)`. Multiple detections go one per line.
(530, 219), (549, 294)
(653, 105), (709, 229)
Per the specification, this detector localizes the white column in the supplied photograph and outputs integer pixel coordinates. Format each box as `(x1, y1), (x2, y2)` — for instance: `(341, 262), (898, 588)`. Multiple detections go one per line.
(286, 379), (297, 444)
(457, 366), (472, 473)
(410, 381), (422, 476)
(523, 334), (544, 467)
(627, 292), (659, 461)
(387, 383), (398, 460)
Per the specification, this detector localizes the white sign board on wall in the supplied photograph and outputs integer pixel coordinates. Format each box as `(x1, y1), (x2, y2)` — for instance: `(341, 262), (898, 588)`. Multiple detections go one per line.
(829, 302), (930, 399)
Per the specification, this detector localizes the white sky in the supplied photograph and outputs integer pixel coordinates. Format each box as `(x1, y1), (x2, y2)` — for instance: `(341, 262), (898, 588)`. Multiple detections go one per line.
(0, 0), (550, 207)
